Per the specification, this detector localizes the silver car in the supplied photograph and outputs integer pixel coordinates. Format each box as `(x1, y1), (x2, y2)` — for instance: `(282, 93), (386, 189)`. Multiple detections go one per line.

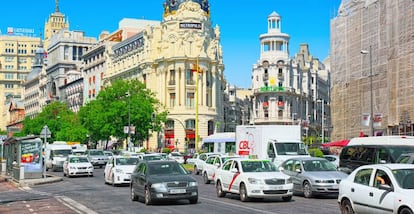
(280, 157), (348, 198)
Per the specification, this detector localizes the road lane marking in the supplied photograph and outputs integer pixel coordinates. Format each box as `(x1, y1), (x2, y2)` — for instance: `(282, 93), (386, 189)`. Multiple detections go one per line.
(200, 196), (279, 214)
(55, 196), (98, 214)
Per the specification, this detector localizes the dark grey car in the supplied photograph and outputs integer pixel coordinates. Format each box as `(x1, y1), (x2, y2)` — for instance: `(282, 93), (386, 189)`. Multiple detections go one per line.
(130, 160), (198, 205)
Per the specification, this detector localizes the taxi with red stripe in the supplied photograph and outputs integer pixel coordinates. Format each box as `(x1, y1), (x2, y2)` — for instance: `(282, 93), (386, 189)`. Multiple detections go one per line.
(214, 158), (293, 202)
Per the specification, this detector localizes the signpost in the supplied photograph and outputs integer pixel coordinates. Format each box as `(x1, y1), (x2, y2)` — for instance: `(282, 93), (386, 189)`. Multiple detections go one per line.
(40, 125), (51, 178)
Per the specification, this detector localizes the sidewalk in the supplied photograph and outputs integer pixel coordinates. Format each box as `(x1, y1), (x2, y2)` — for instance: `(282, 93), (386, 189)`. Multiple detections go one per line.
(0, 173), (77, 214)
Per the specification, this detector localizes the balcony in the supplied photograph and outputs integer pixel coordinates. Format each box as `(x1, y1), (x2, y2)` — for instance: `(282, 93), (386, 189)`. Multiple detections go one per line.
(262, 101), (269, 109)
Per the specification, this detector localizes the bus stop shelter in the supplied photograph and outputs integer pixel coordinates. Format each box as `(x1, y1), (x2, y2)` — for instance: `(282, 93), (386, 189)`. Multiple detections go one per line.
(3, 136), (43, 181)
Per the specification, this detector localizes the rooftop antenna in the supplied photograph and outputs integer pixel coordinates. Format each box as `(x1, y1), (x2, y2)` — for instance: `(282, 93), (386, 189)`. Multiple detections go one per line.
(55, 0), (59, 12)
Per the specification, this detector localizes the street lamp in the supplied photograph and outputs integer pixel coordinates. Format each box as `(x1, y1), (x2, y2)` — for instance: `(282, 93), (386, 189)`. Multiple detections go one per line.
(317, 99), (325, 144)
(126, 91), (131, 151)
(361, 46), (374, 136)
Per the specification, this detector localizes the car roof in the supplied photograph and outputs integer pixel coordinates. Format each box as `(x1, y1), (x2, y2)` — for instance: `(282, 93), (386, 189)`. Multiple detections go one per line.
(68, 155), (88, 158)
(286, 157), (326, 161)
(357, 163), (414, 170)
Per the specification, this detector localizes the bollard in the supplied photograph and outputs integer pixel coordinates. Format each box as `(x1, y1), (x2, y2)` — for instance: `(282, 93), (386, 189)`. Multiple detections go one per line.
(19, 165), (24, 180)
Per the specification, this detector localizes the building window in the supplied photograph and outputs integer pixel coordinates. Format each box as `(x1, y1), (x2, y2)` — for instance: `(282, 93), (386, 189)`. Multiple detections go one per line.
(169, 69), (175, 85)
(5, 83), (13, 89)
(186, 69), (194, 85)
(185, 119), (195, 129)
(64, 45), (69, 60)
(5, 73), (14, 80)
(186, 92), (194, 108)
(170, 93), (176, 107)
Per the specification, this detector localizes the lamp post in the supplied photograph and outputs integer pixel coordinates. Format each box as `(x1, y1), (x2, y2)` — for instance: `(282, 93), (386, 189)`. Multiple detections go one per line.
(361, 46), (374, 136)
(317, 99), (325, 144)
(126, 91), (131, 151)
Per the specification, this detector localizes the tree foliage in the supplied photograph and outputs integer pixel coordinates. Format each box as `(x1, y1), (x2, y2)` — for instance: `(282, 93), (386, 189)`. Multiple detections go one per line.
(78, 79), (168, 148)
(21, 101), (87, 143)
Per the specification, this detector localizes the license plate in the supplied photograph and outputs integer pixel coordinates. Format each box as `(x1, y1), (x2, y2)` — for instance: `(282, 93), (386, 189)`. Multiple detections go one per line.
(269, 186), (284, 190)
(170, 189), (186, 194)
(98, 161), (104, 164)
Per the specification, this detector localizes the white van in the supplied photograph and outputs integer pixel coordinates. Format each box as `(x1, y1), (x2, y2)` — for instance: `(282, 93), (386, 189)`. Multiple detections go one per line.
(45, 142), (72, 171)
(339, 136), (414, 173)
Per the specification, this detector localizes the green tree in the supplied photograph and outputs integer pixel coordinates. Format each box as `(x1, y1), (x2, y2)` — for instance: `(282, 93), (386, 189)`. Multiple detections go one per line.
(21, 101), (88, 143)
(78, 79), (167, 148)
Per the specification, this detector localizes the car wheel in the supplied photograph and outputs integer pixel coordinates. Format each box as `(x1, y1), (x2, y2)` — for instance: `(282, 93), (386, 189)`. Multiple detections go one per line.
(130, 186), (138, 201)
(340, 199), (355, 214)
(194, 166), (199, 175)
(399, 207), (413, 214)
(303, 181), (313, 198)
(216, 180), (226, 197)
(203, 172), (210, 184)
(189, 197), (198, 204)
(282, 196), (292, 202)
(239, 183), (250, 202)
(145, 187), (152, 205)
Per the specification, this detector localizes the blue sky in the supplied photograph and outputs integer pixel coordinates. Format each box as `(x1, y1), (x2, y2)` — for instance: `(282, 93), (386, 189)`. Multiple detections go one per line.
(1, 0), (341, 88)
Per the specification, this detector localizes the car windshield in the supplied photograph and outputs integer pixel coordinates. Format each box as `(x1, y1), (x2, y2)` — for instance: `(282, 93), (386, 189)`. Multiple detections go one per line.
(302, 159), (337, 171)
(69, 157), (89, 163)
(170, 153), (182, 157)
(241, 160), (278, 172)
(392, 168), (414, 189)
(275, 143), (309, 155)
(52, 149), (72, 157)
(143, 155), (163, 161)
(116, 157), (139, 165)
(148, 162), (187, 175)
(89, 150), (104, 156)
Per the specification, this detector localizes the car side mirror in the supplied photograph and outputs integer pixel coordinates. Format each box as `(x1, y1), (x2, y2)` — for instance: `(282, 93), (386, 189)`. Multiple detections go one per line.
(278, 166), (284, 172)
(214, 163), (220, 167)
(295, 168), (301, 173)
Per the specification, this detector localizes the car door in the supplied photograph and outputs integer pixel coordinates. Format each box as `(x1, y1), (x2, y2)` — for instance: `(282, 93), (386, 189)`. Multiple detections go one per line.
(365, 169), (395, 214)
(227, 160), (241, 193)
(219, 160), (234, 191)
(104, 157), (113, 182)
(204, 156), (215, 176)
(281, 159), (301, 191)
(348, 167), (374, 214)
(136, 162), (148, 197)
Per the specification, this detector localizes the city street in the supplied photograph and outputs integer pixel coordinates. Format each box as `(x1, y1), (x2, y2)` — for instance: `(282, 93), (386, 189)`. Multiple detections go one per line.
(3, 168), (341, 214)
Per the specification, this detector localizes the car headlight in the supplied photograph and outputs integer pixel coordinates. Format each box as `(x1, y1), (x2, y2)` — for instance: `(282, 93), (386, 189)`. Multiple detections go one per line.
(286, 177), (293, 184)
(315, 180), (334, 183)
(69, 166), (76, 169)
(115, 168), (123, 173)
(188, 181), (198, 187)
(151, 183), (167, 191)
(248, 178), (264, 185)
(88, 166), (93, 169)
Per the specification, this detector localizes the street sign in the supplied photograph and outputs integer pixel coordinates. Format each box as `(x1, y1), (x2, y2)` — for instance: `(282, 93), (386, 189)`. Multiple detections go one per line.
(40, 125), (51, 138)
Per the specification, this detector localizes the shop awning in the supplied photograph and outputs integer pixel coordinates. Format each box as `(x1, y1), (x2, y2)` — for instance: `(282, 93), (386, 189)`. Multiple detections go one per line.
(321, 139), (350, 147)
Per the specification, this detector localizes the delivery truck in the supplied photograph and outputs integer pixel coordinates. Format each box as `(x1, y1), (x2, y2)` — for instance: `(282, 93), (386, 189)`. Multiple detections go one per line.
(236, 125), (310, 166)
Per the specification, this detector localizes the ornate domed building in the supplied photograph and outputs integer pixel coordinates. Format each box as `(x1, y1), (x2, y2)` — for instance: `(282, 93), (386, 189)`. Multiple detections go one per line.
(105, 0), (225, 151)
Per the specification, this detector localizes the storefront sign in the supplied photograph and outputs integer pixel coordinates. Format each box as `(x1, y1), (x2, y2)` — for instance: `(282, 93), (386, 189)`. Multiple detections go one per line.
(259, 86), (285, 92)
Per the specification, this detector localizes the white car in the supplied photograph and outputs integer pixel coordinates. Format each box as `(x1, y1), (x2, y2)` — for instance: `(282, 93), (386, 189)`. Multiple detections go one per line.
(214, 158), (293, 202)
(104, 156), (139, 186)
(192, 152), (221, 175)
(168, 152), (185, 164)
(63, 155), (94, 177)
(202, 155), (244, 184)
(338, 164), (414, 214)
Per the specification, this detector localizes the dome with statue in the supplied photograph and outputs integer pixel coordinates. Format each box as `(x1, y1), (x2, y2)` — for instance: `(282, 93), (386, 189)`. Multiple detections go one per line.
(163, 0), (209, 14)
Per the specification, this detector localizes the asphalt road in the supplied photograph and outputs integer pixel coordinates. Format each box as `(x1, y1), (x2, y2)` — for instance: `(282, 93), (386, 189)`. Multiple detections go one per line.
(29, 168), (341, 214)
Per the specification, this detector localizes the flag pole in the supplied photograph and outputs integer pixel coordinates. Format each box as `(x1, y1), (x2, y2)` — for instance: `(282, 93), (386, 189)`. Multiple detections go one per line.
(195, 57), (199, 153)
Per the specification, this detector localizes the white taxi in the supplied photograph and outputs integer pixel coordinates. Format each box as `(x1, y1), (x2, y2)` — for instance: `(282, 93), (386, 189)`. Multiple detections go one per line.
(63, 155), (94, 177)
(338, 164), (414, 214)
(104, 155), (139, 186)
(214, 159), (293, 202)
(202, 155), (244, 184)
